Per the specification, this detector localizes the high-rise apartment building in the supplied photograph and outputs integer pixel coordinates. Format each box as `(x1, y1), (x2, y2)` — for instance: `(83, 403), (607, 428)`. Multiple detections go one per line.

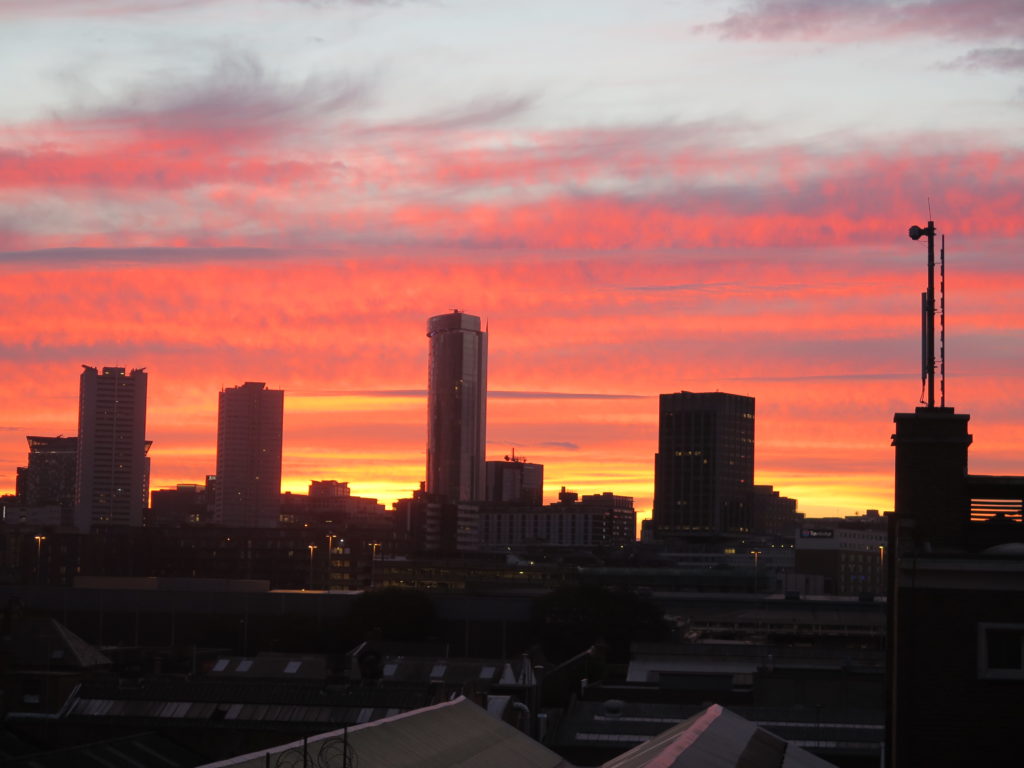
(426, 310), (487, 502)
(75, 366), (150, 531)
(214, 382), (284, 528)
(652, 391), (754, 537)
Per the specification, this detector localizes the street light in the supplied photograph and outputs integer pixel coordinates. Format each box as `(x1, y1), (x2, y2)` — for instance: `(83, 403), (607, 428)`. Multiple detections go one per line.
(34, 535), (46, 583)
(307, 544), (317, 590)
(879, 545), (885, 592)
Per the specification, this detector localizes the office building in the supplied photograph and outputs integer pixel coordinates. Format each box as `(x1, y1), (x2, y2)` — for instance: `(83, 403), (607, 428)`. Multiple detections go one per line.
(149, 483), (208, 526)
(795, 511), (887, 596)
(17, 435), (78, 516)
(426, 310), (487, 502)
(652, 391), (754, 537)
(75, 366), (149, 531)
(478, 489), (636, 549)
(749, 483), (801, 539)
(485, 455), (543, 505)
(214, 382), (284, 528)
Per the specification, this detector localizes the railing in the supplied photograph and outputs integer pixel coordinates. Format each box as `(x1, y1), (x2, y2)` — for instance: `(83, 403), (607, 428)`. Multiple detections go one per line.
(969, 497), (1024, 524)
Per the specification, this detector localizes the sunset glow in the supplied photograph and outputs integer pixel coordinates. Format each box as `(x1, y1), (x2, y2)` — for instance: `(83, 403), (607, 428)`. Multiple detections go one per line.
(2, 0), (1022, 524)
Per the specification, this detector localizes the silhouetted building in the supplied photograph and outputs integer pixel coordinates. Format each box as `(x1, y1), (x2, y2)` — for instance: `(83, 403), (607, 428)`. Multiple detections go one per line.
(279, 481), (391, 535)
(653, 391), (754, 538)
(149, 483), (208, 526)
(16, 436), (77, 521)
(887, 405), (1024, 767)
(478, 488), (635, 548)
(75, 366), (149, 531)
(214, 382), (283, 528)
(749, 484), (801, 539)
(426, 311), (487, 502)
(485, 456), (543, 505)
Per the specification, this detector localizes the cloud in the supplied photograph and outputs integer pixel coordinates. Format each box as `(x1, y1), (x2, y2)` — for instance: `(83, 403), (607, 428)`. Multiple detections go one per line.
(291, 389), (426, 397)
(287, 389), (650, 400)
(0, 0), (409, 17)
(724, 372), (913, 382)
(540, 441), (581, 451)
(371, 95), (536, 134)
(943, 47), (1024, 71)
(700, 0), (1024, 42)
(6, 53), (1024, 253)
(0, 247), (285, 265)
(74, 51), (367, 144)
(490, 391), (649, 400)
(0, 0), (217, 17)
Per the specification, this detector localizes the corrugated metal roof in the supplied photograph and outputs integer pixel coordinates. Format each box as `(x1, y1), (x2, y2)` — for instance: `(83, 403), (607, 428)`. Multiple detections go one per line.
(198, 696), (571, 768)
(8, 617), (111, 670)
(601, 705), (837, 768)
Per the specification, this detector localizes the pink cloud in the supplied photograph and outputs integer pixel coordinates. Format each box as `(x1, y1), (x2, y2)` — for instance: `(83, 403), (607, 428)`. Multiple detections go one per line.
(701, 0), (1024, 42)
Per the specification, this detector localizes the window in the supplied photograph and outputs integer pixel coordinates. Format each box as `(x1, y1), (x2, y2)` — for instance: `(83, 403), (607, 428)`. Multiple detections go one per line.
(978, 623), (1024, 679)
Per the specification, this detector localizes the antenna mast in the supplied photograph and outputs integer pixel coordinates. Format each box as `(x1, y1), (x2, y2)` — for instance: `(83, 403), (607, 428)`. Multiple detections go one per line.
(939, 234), (946, 407)
(908, 220), (938, 408)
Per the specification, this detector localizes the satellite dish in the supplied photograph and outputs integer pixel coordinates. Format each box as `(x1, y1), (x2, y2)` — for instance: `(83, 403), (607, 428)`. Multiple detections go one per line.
(908, 225), (924, 241)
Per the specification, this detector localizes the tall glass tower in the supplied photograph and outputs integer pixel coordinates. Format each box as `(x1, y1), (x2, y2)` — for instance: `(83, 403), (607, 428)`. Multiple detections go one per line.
(426, 311), (487, 502)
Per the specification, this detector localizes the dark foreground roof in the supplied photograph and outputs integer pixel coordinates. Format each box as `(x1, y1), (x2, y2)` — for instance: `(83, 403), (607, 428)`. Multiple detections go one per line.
(604, 704), (836, 768)
(199, 695), (571, 768)
(197, 697), (836, 768)
(1, 731), (203, 768)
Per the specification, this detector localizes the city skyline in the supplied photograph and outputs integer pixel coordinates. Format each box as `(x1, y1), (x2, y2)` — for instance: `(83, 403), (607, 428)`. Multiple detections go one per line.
(1, 1), (1023, 522)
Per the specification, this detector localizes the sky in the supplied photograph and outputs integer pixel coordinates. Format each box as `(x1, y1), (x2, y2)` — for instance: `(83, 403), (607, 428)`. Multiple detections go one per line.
(1, 0), (1022, 524)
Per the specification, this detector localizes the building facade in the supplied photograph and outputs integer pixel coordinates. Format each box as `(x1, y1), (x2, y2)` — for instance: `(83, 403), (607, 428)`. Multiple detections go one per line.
(652, 391), (755, 537)
(214, 382), (284, 528)
(74, 366), (149, 531)
(795, 512), (887, 596)
(478, 490), (636, 549)
(426, 311), (487, 502)
(749, 484), (801, 539)
(485, 457), (543, 505)
(886, 405), (1024, 766)
(17, 436), (78, 518)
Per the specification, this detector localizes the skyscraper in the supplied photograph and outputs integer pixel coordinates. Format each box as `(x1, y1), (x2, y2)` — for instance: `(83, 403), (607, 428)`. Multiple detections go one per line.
(75, 366), (149, 531)
(215, 381), (284, 528)
(426, 310), (487, 502)
(652, 391), (754, 537)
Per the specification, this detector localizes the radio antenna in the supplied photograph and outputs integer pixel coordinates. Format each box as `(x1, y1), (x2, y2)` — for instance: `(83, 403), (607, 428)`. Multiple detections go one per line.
(940, 234), (946, 407)
(908, 219), (937, 408)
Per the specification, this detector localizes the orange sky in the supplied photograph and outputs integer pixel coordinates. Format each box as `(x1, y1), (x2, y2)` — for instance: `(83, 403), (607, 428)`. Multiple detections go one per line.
(1, 0), (1023, 523)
